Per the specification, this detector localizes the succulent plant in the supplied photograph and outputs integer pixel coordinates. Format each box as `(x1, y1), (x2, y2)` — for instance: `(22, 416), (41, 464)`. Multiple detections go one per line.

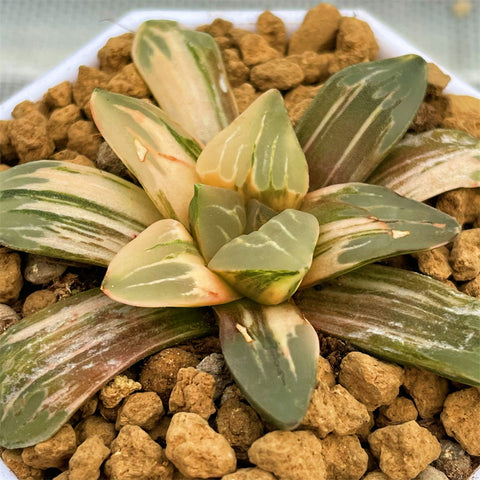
(1, 20), (479, 448)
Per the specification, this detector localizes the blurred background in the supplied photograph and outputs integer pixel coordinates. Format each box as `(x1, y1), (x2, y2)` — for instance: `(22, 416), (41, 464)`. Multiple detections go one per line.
(0, 0), (479, 103)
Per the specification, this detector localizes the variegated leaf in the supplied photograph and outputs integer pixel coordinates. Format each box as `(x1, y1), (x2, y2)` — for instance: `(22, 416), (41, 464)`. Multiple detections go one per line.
(0, 160), (162, 266)
(300, 183), (460, 287)
(215, 298), (319, 429)
(91, 89), (201, 227)
(296, 55), (428, 190)
(367, 129), (480, 201)
(132, 20), (238, 144)
(244, 199), (277, 234)
(0, 289), (216, 448)
(102, 219), (240, 307)
(189, 184), (246, 263)
(209, 209), (319, 305)
(196, 89), (309, 211)
(296, 264), (480, 386)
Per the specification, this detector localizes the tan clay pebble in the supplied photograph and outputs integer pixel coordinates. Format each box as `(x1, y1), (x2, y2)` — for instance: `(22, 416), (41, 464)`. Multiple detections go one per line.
(301, 379), (337, 437)
(427, 63), (451, 97)
(233, 83), (259, 113)
(414, 246), (453, 281)
(0, 247), (23, 304)
(459, 275), (480, 297)
(47, 104), (83, 148)
(0, 303), (19, 334)
(68, 435), (110, 480)
(44, 81), (73, 108)
(441, 387), (480, 456)
(216, 398), (264, 460)
(250, 59), (304, 91)
(436, 188), (480, 226)
(139, 347), (199, 405)
(116, 391), (164, 431)
(362, 470), (391, 480)
(166, 412), (236, 478)
(441, 94), (480, 139)
(222, 467), (277, 479)
(256, 10), (287, 54)
(72, 65), (110, 112)
(368, 421), (441, 480)
(99, 374), (142, 409)
(11, 100), (48, 119)
(22, 289), (57, 316)
(321, 434), (368, 480)
(339, 352), (404, 411)
(222, 49), (250, 88)
(288, 3), (341, 54)
(104, 424), (173, 480)
(287, 51), (333, 84)
(376, 396), (418, 427)
(409, 102), (442, 133)
(1, 449), (43, 480)
(248, 430), (326, 480)
(238, 33), (281, 67)
(98, 33), (134, 74)
(316, 354), (336, 387)
(75, 415), (116, 447)
(21, 424), (77, 470)
(66, 120), (103, 161)
(106, 63), (150, 98)
(328, 17), (378, 74)
(9, 110), (55, 163)
(205, 18), (234, 37)
(403, 367), (449, 419)
(0, 120), (17, 164)
(168, 367), (216, 419)
(449, 229), (480, 281)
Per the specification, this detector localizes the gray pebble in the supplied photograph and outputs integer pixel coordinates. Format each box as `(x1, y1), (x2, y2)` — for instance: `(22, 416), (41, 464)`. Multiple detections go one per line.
(434, 439), (473, 480)
(96, 142), (129, 177)
(415, 466), (449, 480)
(24, 254), (67, 285)
(197, 353), (232, 400)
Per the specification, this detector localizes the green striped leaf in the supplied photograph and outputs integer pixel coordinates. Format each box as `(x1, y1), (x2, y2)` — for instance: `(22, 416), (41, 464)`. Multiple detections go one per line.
(102, 219), (240, 307)
(300, 183), (460, 287)
(91, 89), (201, 227)
(296, 55), (428, 190)
(296, 264), (480, 386)
(215, 298), (319, 430)
(196, 89), (309, 211)
(0, 289), (216, 448)
(132, 20), (238, 144)
(209, 209), (319, 305)
(244, 199), (277, 234)
(0, 160), (162, 266)
(368, 129), (480, 201)
(189, 184), (246, 263)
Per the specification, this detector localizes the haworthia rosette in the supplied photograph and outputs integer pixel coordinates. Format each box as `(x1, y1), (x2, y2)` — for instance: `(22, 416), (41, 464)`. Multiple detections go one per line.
(300, 183), (460, 287)
(296, 55), (428, 190)
(209, 209), (319, 305)
(0, 289), (216, 448)
(296, 264), (480, 386)
(196, 89), (309, 211)
(90, 89), (201, 227)
(215, 298), (319, 430)
(244, 199), (277, 234)
(0, 160), (162, 266)
(132, 20), (238, 144)
(368, 129), (480, 201)
(189, 184), (247, 263)
(102, 219), (241, 307)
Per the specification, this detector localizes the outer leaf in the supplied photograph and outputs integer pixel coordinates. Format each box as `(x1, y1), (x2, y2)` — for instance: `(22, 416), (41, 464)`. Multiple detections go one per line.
(300, 183), (460, 287)
(367, 129), (480, 201)
(189, 184), (246, 263)
(296, 264), (480, 386)
(0, 160), (162, 266)
(196, 89), (309, 211)
(102, 219), (240, 307)
(209, 209), (319, 305)
(296, 55), (428, 190)
(132, 20), (238, 144)
(91, 89), (201, 227)
(215, 298), (319, 429)
(244, 199), (277, 234)
(0, 289), (216, 448)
